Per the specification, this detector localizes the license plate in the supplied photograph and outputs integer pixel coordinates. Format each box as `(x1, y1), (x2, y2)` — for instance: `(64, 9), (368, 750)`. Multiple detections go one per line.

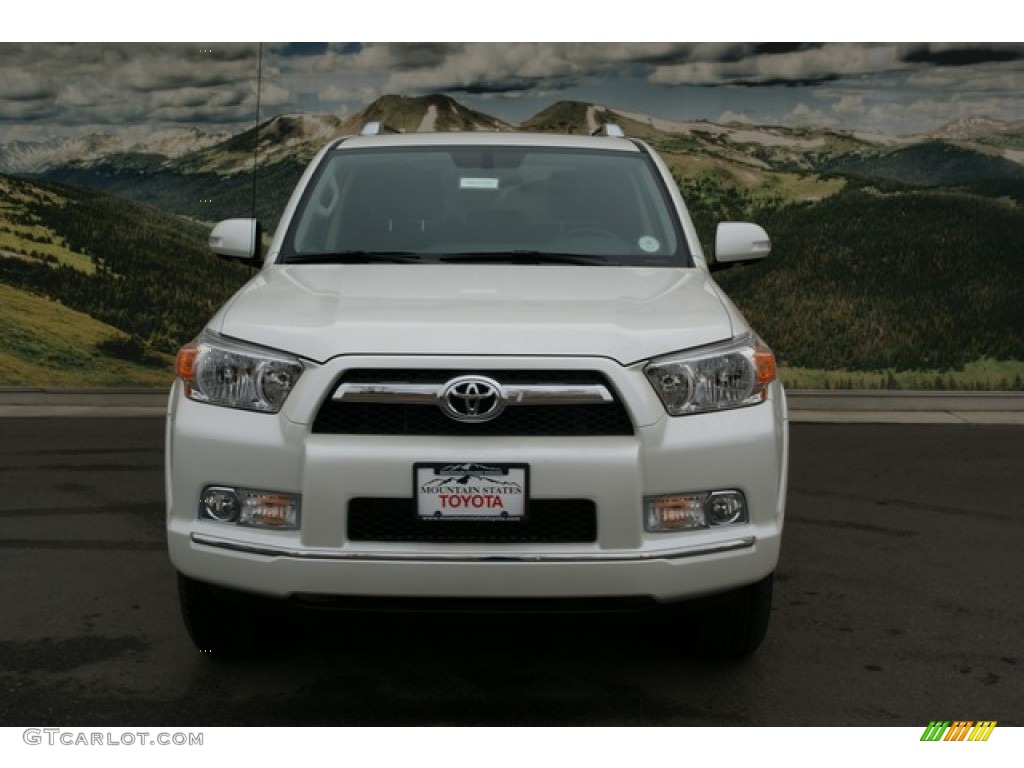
(415, 463), (528, 521)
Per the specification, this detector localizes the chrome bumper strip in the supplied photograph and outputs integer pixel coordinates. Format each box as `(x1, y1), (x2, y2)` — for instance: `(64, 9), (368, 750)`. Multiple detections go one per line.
(189, 532), (755, 563)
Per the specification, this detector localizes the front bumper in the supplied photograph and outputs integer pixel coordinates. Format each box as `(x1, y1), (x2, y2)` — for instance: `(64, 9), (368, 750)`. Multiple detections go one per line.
(166, 355), (788, 604)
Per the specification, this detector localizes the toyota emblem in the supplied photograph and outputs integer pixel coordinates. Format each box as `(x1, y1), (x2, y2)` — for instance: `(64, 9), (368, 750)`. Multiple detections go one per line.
(439, 376), (504, 423)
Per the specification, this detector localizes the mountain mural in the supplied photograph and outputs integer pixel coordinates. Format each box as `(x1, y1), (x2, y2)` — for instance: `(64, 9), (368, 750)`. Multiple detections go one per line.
(1, 94), (1023, 388)
(17, 94), (1024, 228)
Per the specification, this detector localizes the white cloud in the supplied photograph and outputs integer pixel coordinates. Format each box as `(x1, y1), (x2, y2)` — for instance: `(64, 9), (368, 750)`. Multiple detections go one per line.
(783, 103), (838, 129)
(0, 41), (1021, 139)
(718, 110), (754, 125)
(648, 43), (909, 87)
(0, 70), (54, 101)
(832, 95), (867, 119)
(258, 83), (293, 108)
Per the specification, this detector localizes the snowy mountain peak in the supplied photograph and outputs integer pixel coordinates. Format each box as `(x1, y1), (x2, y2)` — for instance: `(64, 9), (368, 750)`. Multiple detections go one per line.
(929, 117), (1013, 140)
(0, 127), (230, 174)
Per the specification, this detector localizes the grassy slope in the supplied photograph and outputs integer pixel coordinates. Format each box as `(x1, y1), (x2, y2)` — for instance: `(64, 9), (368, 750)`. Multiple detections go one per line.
(0, 282), (173, 387)
(779, 359), (1024, 391)
(714, 186), (1024, 375)
(0, 173), (251, 355)
(0, 176), (95, 273)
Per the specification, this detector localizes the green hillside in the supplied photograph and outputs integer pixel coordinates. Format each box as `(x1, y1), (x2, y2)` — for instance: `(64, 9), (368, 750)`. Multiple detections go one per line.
(713, 185), (1024, 373)
(0, 282), (173, 387)
(0, 173), (251, 373)
(823, 141), (1024, 188)
(41, 157), (306, 233)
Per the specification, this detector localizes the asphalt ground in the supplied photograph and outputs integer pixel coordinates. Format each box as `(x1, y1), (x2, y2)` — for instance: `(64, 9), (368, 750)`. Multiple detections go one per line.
(0, 417), (1021, 726)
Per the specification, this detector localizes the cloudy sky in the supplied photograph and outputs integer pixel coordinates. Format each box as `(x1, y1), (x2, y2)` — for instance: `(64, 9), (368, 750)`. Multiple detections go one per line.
(1, 41), (1022, 142)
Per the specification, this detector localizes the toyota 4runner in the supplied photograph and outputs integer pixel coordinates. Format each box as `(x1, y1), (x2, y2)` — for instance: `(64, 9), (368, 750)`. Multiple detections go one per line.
(167, 122), (788, 657)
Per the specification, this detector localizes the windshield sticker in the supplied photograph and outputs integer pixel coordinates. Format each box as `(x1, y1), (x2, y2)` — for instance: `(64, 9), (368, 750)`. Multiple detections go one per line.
(638, 235), (660, 253)
(460, 177), (500, 190)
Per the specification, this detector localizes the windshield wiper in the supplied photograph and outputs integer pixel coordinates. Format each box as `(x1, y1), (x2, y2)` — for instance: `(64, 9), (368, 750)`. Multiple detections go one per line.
(439, 251), (610, 265)
(284, 251), (424, 264)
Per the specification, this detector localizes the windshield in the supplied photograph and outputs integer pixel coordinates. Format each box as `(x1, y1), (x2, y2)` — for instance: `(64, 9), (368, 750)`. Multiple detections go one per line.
(281, 145), (690, 266)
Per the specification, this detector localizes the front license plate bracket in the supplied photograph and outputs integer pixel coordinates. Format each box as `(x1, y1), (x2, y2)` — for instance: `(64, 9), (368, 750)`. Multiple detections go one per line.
(414, 463), (528, 521)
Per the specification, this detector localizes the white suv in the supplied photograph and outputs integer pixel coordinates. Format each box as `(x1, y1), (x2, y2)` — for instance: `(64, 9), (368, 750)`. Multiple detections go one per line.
(167, 123), (788, 657)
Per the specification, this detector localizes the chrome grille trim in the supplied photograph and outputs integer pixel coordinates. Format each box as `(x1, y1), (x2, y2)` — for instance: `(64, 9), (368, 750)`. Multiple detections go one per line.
(332, 381), (614, 406)
(332, 382), (438, 405)
(314, 368), (635, 436)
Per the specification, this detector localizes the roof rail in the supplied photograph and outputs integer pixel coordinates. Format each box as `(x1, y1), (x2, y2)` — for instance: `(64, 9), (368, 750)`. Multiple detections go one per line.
(361, 121), (401, 136)
(590, 123), (625, 138)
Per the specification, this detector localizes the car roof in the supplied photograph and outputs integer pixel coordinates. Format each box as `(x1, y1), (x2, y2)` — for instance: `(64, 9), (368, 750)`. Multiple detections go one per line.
(329, 131), (642, 153)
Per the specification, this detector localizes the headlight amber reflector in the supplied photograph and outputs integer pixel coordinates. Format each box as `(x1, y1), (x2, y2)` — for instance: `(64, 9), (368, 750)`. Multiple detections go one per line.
(176, 331), (303, 413)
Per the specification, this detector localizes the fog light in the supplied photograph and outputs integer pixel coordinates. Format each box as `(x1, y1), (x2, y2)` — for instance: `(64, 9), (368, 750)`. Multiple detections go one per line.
(238, 490), (300, 529)
(707, 491), (747, 525)
(645, 490), (747, 532)
(200, 487), (241, 523)
(199, 486), (300, 529)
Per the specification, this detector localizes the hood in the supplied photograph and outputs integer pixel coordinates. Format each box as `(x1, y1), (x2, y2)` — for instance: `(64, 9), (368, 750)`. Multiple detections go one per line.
(210, 264), (738, 365)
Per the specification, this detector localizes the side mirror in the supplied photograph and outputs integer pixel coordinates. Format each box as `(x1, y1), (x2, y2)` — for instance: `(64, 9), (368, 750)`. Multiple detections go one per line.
(710, 222), (771, 272)
(209, 219), (262, 265)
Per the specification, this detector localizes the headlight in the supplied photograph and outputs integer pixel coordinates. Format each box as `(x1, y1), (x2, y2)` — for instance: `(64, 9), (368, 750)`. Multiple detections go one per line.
(644, 334), (776, 416)
(175, 331), (303, 413)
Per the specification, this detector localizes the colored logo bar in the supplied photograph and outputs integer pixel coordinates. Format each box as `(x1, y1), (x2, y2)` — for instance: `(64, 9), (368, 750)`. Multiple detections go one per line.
(921, 721), (997, 742)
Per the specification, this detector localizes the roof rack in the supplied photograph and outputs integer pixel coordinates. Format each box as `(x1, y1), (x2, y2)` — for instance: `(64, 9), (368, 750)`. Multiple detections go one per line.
(590, 123), (625, 138)
(361, 121), (402, 136)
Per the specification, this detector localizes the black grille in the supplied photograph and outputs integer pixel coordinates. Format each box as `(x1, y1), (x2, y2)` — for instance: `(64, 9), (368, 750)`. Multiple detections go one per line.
(348, 498), (597, 543)
(313, 369), (634, 436)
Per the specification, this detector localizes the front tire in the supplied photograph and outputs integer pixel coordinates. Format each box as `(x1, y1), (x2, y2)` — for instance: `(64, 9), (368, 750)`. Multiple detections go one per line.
(177, 573), (269, 656)
(684, 573), (774, 658)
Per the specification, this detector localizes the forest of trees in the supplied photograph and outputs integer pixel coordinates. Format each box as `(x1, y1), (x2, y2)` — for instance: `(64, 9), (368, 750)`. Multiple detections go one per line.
(44, 157), (306, 234)
(0, 176), (249, 358)
(680, 173), (1024, 371)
